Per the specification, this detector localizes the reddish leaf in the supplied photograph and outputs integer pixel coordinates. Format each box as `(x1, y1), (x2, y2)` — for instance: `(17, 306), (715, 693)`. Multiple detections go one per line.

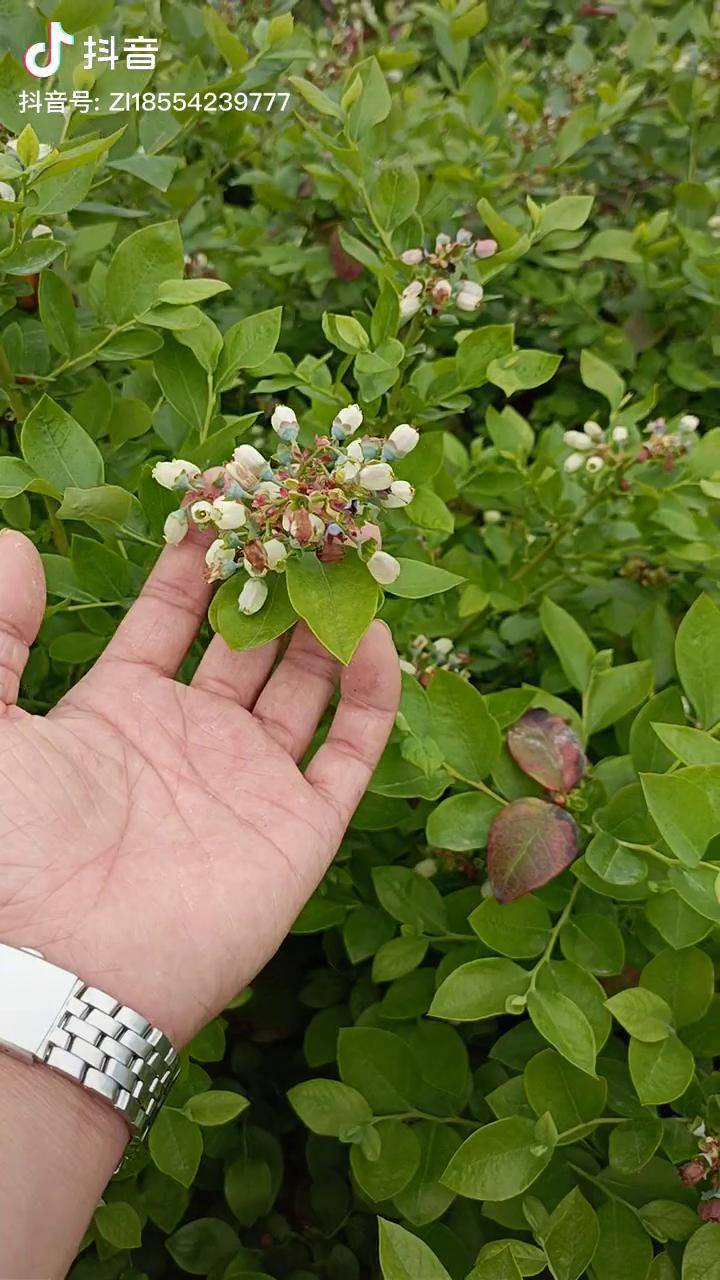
(328, 226), (364, 281)
(507, 708), (587, 793)
(487, 797), (579, 903)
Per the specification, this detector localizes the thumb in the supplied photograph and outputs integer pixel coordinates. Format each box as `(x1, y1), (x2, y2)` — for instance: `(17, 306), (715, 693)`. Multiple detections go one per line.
(0, 529), (46, 710)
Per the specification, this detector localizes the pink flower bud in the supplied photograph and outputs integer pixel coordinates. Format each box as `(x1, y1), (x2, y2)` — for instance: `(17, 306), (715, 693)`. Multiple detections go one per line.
(430, 279), (452, 305)
(698, 1198), (720, 1222)
(680, 1160), (708, 1187)
(400, 248), (424, 265)
(474, 238), (498, 258)
(283, 508), (314, 545)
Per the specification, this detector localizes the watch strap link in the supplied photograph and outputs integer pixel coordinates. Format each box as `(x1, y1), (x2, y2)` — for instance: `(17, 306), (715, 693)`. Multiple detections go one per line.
(39, 982), (179, 1141)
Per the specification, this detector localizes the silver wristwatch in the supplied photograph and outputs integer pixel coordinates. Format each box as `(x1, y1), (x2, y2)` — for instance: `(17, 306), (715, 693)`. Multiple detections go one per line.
(0, 942), (180, 1142)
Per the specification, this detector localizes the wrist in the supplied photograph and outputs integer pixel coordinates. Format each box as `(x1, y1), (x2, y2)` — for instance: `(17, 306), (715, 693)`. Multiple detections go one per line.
(0, 1051), (127, 1279)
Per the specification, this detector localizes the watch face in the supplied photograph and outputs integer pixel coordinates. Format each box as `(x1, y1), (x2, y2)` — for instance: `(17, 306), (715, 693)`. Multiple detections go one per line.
(0, 943), (77, 1060)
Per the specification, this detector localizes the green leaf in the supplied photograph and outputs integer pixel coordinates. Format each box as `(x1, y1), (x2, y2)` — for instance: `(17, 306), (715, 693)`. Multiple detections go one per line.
(456, 324), (515, 390)
(166, 1217), (240, 1275)
(559, 913), (625, 976)
(38, 271), (76, 357)
(526, 989), (597, 1076)
(579, 349), (626, 411)
(583, 661), (654, 738)
(609, 1116), (663, 1175)
(344, 57), (392, 140)
(108, 153), (181, 191)
(534, 195), (594, 239)
(524, 1049), (606, 1134)
(641, 771), (718, 866)
(487, 349), (561, 396)
(592, 1202), (652, 1280)
(675, 594), (720, 728)
(286, 552), (377, 664)
(148, 1109), (203, 1187)
(652, 724), (720, 767)
(352, 1123), (421, 1201)
(157, 279), (231, 304)
(373, 164), (420, 230)
(288, 1078), (372, 1136)
(426, 669), (501, 783)
(605, 988), (674, 1043)
(629, 1035), (694, 1105)
(53, 0), (114, 32)
(0, 456), (38, 501)
(683, 1222), (720, 1279)
(94, 1201), (142, 1250)
(640, 946), (714, 1027)
(470, 895), (551, 959)
(372, 865), (446, 932)
(288, 75), (342, 118)
(322, 311), (370, 354)
(154, 336), (210, 430)
(450, 2), (488, 38)
(183, 1091), (250, 1126)
(583, 228), (642, 264)
(105, 220), (184, 323)
(218, 307), (283, 386)
(406, 486), (454, 534)
(426, 791), (502, 852)
(21, 395), (103, 491)
(542, 1187), (599, 1280)
(540, 597), (596, 694)
(337, 1027), (416, 1112)
(429, 957), (531, 1021)
(57, 485), (147, 540)
(387, 559), (465, 599)
(1, 238), (64, 274)
(440, 1116), (553, 1200)
(378, 1218), (451, 1280)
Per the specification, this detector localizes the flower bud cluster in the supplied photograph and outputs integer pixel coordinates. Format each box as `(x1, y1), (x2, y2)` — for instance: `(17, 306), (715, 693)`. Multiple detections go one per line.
(678, 1122), (720, 1220)
(563, 412), (700, 477)
(153, 405), (419, 616)
(398, 228), (497, 322)
(400, 634), (470, 684)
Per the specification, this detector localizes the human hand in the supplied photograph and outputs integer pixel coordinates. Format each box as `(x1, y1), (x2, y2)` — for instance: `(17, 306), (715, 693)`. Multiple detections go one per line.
(0, 527), (400, 1047)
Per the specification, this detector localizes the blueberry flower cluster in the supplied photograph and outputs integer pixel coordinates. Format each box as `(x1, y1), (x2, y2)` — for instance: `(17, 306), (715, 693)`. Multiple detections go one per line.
(398, 228), (497, 321)
(152, 405), (418, 615)
(400, 634), (470, 684)
(679, 1122), (720, 1221)
(563, 413), (699, 476)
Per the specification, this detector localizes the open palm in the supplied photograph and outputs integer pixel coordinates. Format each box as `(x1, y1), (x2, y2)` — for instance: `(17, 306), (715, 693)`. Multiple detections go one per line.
(0, 528), (399, 1047)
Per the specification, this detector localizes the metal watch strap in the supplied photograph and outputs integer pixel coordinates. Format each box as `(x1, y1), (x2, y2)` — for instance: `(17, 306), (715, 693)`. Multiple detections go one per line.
(0, 942), (179, 1142)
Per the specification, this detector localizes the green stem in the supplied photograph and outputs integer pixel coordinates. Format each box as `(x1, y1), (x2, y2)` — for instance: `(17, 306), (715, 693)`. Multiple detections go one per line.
(43, 497), (69, 554)
(445, 765), (506, 806)
(35, 322), (136, 382)
(568, 1162), (644, 1221)
(529, 881), (580, 992)
(371, 1110), (477, 1129)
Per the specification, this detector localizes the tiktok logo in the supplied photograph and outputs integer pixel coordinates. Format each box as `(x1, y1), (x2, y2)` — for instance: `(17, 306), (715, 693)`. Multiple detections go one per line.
(24, 21), (75, 78)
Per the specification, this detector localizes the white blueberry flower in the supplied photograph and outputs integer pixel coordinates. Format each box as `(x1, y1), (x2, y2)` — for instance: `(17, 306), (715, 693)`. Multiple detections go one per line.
(611, 426), (629, 444)
(346, 440), (364, 463)
(152, 458), (201, 489)
(238, 579), (268, 615)
(254, 480), (282, 501)
(399, 280), (423, 320)
(31, 223), (52, 237)
(564, 452), (586, 474)
(400, 248), (424, 265)
(270, 403), (298, 442)
(456, 227), (474, 245)
(583, 420), (604, 440)
(430, 279), (452, 305)
(679, 414), (700, 432)
(212, 498), (247, 530)
(386, 423), (419, 457)
(474, 238), (498, 258)
(205, 539), (237, 578)
(332, 403), (363, 440)
(0, 182), (14, 202)
(563, 430), (593, 451)
(415, 858), (438, 878)
(381, 479), (414, 508)
(242, 552), (266, 578)
(190, 500), (216, 524)
(263, 538), (287, 570)
(435, 233), (452, 252)
(233, 443), (267, 471)
(163, 510), (189, 545)
(434, 637), (454, 655)
(334, 459), (361, 484)
(367, 550), (401, 584)
(399, 659), (417, 675)
(483, 509), (502, 524)
(359, 462), (394, 491)
(455, 280), (484, 311)
(586, 455), (605, 474)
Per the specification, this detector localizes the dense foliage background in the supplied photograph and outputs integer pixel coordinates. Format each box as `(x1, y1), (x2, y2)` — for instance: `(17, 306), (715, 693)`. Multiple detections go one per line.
(2, 0), (720, 1277)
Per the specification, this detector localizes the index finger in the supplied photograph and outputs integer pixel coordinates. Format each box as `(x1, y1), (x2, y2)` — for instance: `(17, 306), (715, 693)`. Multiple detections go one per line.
(98, 530), (213, 676)
(304, 620), (400, 832)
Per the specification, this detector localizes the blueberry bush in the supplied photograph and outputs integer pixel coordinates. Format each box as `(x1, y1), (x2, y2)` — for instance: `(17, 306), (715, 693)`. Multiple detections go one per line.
(2, 1), (720, 1278)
